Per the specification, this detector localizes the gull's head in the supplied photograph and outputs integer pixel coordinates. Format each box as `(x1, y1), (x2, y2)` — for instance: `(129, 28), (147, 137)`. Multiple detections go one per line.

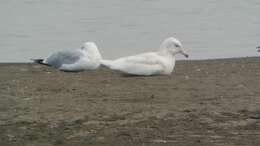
(81, 42), (102, 60)
(159, 37), (189, 58)
(81, 42), (98, 50)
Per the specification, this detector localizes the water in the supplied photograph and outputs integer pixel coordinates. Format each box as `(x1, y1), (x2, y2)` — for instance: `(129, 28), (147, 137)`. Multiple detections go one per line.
(1, 0), (260, 62)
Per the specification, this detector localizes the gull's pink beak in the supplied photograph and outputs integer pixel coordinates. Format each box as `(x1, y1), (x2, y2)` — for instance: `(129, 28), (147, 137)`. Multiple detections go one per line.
(184, 53), (189, 58)
(181, 49), (189, 58)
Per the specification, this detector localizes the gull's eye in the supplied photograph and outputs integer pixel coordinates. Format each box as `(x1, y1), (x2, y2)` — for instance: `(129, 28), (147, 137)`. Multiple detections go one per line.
(175, 44), (180, 47)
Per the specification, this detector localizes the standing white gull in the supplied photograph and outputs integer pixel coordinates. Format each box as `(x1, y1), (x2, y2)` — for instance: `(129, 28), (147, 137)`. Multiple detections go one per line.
(101, 37), (189, 76)
(32, 42), (102, 72)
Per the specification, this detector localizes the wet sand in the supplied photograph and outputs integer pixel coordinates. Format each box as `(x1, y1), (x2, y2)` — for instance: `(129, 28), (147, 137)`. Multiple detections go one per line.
(0, 57), (259, 146)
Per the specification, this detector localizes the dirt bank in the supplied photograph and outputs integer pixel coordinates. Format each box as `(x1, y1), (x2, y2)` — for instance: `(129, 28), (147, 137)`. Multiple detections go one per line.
(0, 57), (259, 146)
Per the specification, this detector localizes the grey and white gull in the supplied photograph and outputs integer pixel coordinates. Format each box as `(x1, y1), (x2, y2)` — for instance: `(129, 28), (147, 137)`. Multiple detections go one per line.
(32, 42), (102, 72)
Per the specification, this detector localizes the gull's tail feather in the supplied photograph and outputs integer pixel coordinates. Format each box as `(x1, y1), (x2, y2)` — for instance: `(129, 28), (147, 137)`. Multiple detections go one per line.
(31, 59), (49, 66)
(101, 60), (113, 68)
(257, 46), (260, 52)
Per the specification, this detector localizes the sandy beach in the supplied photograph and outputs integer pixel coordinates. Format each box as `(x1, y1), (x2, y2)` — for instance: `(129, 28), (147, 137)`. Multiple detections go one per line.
(0, 57), (259, 146)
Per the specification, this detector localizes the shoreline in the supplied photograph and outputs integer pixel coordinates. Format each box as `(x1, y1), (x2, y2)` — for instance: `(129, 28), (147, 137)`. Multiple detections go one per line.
(0, 55), (259, 64)
(0, 56), (259, 64)
(0, 56), (259, 146)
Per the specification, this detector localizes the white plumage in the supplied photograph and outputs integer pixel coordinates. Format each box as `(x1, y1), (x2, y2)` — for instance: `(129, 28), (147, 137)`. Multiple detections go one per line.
(101, 37), (189, 76)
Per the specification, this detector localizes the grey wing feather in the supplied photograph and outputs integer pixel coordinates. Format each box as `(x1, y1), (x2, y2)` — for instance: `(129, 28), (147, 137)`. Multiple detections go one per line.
(45, 49), (82, 68)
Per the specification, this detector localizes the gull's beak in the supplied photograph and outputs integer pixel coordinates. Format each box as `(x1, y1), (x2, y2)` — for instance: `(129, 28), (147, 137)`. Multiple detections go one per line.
(181, 49), (189, 58)
(183, 53), (189, 58)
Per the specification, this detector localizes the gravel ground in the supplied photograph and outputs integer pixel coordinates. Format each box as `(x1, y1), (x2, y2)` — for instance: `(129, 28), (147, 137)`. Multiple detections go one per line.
(0, 57), (259, 146)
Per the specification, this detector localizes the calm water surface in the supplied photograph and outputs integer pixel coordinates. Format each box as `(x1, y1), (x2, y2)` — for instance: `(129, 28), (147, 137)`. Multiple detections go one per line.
(0, 0), (260, 62)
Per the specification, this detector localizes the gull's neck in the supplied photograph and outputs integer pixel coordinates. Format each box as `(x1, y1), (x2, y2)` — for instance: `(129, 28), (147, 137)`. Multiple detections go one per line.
(157, 49), (178, 57)
(157, 48), (170, 56)
(157, 49), (176, 65)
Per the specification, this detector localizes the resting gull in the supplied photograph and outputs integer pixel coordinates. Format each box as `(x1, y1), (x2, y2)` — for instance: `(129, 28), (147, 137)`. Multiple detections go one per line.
(101, 37), (189, 76)
(32, 42), (102, 72)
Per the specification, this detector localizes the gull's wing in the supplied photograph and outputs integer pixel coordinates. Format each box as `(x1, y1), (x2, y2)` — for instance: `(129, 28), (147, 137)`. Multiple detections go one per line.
(59, 57), (100, 71)
(44, 49), (82, 68)
(110, 52), (165, 75)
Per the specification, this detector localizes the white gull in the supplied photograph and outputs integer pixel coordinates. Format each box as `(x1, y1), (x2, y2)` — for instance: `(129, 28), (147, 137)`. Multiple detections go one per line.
(101, 37), (189, 76)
